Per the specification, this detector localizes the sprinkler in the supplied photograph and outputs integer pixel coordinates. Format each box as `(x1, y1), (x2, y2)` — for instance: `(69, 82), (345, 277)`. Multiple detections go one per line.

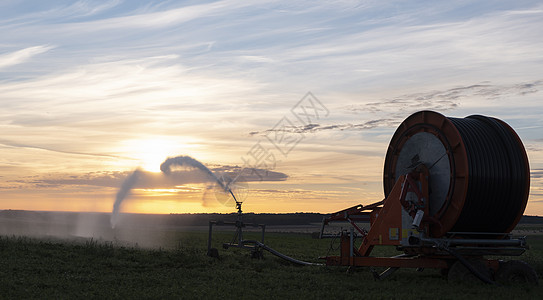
(207, 187), (322, 265)
(207, 191), (267, 259)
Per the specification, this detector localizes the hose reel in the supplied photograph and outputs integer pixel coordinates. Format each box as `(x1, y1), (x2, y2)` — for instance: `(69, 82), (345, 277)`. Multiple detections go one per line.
(383, 111), (530, 237)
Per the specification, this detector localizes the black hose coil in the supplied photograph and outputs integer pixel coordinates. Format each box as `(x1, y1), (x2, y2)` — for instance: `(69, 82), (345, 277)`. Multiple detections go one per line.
(448, 115), (529, 233)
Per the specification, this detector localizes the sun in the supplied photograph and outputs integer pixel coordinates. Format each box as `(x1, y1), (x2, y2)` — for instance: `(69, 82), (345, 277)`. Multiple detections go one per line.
(123, 138), (190, 172)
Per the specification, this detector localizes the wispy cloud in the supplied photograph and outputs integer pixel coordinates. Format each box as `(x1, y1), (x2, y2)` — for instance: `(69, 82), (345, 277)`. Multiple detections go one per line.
(532, 169), (543, 179)
(0, 0), (123, 26)
(0, 138), (124, 159)
(1, 166), (288, 191)
(345, 80), (543, 115)
(0, 45), (54, 70)
(75, 0), (255, 30)
(249, 119), (398, 136)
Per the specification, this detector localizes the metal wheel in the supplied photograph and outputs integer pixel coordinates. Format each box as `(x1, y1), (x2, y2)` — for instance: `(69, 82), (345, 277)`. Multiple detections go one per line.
(496, 260), (538, 285)
(447, 258), (492, 283)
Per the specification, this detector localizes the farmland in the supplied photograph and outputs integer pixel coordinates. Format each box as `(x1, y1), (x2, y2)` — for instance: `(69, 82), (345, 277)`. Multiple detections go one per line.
(1, 211), (542, 299)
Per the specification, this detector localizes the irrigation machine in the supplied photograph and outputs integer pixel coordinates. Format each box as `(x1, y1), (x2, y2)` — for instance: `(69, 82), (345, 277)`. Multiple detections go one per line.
(320, 110), (537, 284)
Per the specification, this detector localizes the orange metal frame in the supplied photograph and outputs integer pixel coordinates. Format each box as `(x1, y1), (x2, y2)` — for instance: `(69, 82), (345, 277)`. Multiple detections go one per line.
(322, 167), (464, 269)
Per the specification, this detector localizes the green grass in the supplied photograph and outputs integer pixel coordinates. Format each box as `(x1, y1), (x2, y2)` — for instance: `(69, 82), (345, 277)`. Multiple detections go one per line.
(0, 232), (542, 299)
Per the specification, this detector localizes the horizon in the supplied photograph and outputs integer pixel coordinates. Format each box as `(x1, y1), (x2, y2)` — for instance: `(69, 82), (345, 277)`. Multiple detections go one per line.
(2, 209), (543, 218)
(1, 1), (543, 216)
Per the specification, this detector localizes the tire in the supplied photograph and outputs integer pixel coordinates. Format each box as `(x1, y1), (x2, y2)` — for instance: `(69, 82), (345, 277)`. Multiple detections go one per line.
(447, 258), (492, 283)
(496, 260), (538, 285)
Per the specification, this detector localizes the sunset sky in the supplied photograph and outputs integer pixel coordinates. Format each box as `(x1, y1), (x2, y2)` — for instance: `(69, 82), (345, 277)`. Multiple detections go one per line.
(1, 1), (543, 216)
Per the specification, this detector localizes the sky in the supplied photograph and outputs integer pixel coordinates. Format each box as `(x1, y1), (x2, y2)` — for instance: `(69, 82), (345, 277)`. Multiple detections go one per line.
(1, 0), (543, 216)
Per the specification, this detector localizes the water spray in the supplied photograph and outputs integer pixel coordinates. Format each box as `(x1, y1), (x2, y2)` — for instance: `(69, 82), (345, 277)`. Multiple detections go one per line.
(111, 168), (142, 228)
(111, 156), (239, 228)
(160, 156), (234, 195)
(160, 155), (241, 206)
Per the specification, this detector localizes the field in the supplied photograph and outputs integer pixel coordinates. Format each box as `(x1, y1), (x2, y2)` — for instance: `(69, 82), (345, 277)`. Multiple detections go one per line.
(1, 211), (542, 298)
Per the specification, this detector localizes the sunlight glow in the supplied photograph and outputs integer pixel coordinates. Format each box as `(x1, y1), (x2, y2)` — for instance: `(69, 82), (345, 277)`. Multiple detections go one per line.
(121, 138), (196, 172)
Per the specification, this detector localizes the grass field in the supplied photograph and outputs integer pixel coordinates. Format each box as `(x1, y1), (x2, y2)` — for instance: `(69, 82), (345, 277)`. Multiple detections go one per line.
(1, 229), (542, 299)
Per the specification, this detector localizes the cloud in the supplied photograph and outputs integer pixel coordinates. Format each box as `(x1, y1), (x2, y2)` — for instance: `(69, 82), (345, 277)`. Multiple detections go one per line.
(56, 0), (124, 19)
(0, 55), (267, 158)
(210, 165), (288, 182)
(249, 119), (398, 136)
(0, 0), (123, 26)
(251, 189), (313, 194)
(7, 0), (261, 36)
(346, 80), (543, 115)
(525, 143), (543, 152)
(532, 169), (543, 179)
(0, 138), (124, 159)
(7, 165), (288, 190)
(0, 45), (54, 70)
(249, 188), (352, 200)
(0, 55), (262, 114)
